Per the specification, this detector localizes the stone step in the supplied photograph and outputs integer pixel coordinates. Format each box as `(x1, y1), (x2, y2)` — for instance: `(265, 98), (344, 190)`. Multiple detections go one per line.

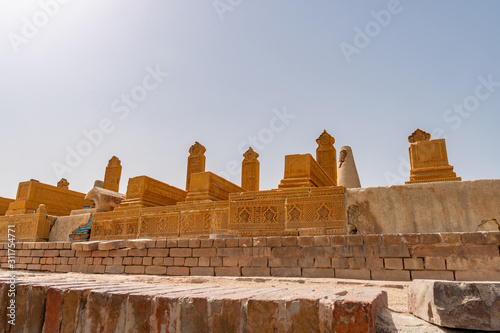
(0, 279), (387, 332)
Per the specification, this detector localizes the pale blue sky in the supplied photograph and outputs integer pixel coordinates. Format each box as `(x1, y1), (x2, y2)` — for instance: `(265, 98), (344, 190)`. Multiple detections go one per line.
(0, 1), (499, 198)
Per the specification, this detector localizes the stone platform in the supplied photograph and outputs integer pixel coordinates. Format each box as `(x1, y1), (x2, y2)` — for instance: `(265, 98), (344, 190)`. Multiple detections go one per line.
(0, 272), (390, 332)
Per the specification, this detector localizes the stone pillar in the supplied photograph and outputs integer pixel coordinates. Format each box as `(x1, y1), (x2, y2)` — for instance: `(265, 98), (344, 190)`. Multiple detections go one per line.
(337, 146), (361, 188)
(103, 156), (122, 192)
(241, 148), (260, 192)
(57, 178), (69, 190)
(316, 130), (337, 185)
(186, 142), (206, 190)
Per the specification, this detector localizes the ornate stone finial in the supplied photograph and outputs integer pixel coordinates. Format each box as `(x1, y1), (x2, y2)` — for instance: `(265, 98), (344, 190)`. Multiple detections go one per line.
(57, 178), (69, 189)
(103, 156), (122, 193)
(315, 130), (337, 184)
(316, 130), (335, 147)
(241, 147), (260, 191)
(186, 142), (207, 190)
(108, 156), (121, 166)
(408, 129), (431, 143)
(243, 147), (259, 162)
(189, 142), (206, 157)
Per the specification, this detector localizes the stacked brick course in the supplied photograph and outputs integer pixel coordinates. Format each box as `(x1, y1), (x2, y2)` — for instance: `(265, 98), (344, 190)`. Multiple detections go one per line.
(1, 232), (499, 281)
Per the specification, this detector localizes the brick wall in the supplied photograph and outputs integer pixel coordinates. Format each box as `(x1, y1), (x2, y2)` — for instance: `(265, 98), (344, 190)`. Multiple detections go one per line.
(2, 232), (500, 281)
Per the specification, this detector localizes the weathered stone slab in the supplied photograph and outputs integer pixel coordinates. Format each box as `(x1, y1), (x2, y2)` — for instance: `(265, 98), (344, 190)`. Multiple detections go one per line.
(409, 279), (500, 331)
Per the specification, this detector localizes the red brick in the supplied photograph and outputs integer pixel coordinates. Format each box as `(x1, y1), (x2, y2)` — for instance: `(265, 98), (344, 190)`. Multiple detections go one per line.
(148, 248), (169, 257)
(420, 234), (442, 244)
(424, 257), (446, 270)
(253, 237), (267, 247)
(297, 257), (314, 268)
(485, 232), (500, 245)
(402, 234), (419, 244)
(384, 258), (403, 270)
(177, 239), (189, 247)
(267, 237), (282, 247)
(404, 258), (424, 270)
(125, 266), (145, 274)
(31, 249), (44, 256)
(462, 245), (499, 257)
(215, 267), (241, 276)
(410, 245), (458, 258)
(365, 258), (384, 269)
(163, 257), (174, 266)
(411, 270), (454, 280)
(270, 268), (301, 277)
(302, 268), (334, 278)
(155, 239), (167, 248)
(383, 234), (403, 246)
(199, 258), (210, 267)
(239, 237), (253, 247)
(122, 257), (133, 265)
(192, 248), (216, 257)
(60, 249), (75, 257)
(132, 257), (143, 265)
(225, 238), (239, 247)
(166, 239), (178, 247)
(461, 232), (486, 244)
(242, 267), (270, 276)
(439, 233), (461, 244)
(213, 239), (226, 248)
(167, 266), (190, 276)
(210, 257), (223, 267)
(272, 247), (301, 258)
(169, 248), (192, 257)
(145, 266), (167, 275)
(364, 235), (382, 245)
(298, 236), (315, 247)
(280, 236), (297, 247)
(190, 267), (215, 276)
(217, 248), (242, 257)
(42, 264), (56, 271)
(223, 257), (239, 267)
(109, 249), (128, 257)
(330, 235), (346, 245)
(128, 249), (147, 256)
(346, 235), (363, 245)
(348, 258), (366, 269)
(142, 257), (153, 266)
(188, 239), (201, 248)
(173, 258), (185, 266)
(75, 250), (91, 257)
(152, 257), (163, 266)
(184, 258), (199, 267)
(455, 270), (500, 281)
(371, 269), (410, 281)
(91, 250), (109, 257)
(331, 258), (349, 269)
(335, 269), (371, 280)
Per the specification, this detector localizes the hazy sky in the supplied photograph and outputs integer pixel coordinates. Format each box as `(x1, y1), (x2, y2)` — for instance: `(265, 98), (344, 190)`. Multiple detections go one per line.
(1, 1), (499, 198)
